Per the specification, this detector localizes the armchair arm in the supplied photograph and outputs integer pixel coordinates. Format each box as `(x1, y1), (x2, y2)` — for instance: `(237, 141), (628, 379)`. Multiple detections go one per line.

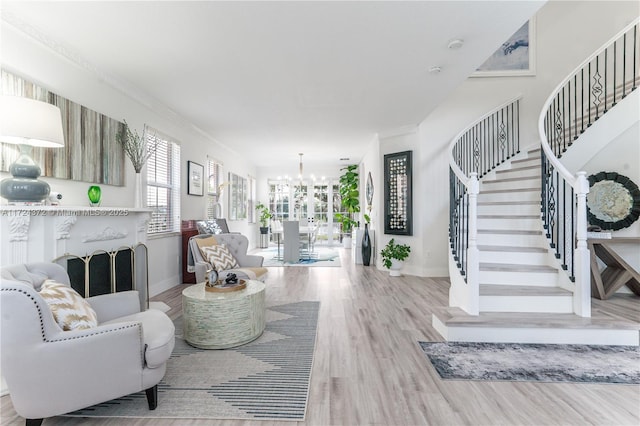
(87, 291), (141, 323)
(193, 260), (209, 283)
(242, 255), (264, 267)
(4, 322), (146, 420)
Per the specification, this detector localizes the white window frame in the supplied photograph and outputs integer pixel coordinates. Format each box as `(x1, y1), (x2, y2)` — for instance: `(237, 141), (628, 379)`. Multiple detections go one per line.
(145, 126), (181, 236)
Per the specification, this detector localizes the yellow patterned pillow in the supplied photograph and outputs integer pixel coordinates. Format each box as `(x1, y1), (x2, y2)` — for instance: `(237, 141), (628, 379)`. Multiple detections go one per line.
(39, 280), (98, 331)
(201, 244), (239, 271)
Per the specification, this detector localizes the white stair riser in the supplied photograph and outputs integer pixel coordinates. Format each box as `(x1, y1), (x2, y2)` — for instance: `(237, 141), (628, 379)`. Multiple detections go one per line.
(511, 157), (541, 166)
(478, 191), (539, 203)
(479, 295), (573, 313)
(477, 233), (545, 247)
(481, 179), (540, 191)
(478, 250), (548, 265)
(432, 319), (640, 346)
(479, 270), (558, 286)
(477, 204), (540, 215)
(495, 167), (540, 179)
(477, 217), (541, 230)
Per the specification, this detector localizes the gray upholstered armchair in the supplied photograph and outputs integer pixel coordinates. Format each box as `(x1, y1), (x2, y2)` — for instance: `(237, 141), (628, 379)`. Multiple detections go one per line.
(0, 262), (175, 426)
(187, 233), (267, 283)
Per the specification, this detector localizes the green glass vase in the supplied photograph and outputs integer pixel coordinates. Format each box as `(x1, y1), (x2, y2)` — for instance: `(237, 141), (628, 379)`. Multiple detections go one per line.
(88, 185), (101, 207)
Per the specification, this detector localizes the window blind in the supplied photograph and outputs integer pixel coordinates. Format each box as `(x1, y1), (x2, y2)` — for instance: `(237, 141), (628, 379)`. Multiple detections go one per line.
(146, 126), (181, 235)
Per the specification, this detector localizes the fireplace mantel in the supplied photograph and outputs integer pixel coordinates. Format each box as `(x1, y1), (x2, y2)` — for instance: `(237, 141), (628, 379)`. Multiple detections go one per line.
(0, 206), (151, 266)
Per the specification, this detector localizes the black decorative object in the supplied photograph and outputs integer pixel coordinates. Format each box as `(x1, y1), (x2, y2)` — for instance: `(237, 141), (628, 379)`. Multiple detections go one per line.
(384, 151), (412, 235)
(362, 223), (372, 266)
(587, 171), (640, 231)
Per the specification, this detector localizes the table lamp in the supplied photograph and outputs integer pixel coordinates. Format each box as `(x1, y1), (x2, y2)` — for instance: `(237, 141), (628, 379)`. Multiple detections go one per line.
(0, 96), (65, 203)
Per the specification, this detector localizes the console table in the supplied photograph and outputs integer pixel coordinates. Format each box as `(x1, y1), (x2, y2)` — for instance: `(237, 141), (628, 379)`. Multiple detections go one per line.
(588, 237), (640, 300)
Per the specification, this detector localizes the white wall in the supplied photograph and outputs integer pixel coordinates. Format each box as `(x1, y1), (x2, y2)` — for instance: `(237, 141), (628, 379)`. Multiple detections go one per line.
(409, 0), (639, 277)
(1, 24), (258, 296)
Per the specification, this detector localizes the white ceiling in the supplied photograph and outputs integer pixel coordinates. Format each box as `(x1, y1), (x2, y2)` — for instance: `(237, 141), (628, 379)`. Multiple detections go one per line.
(1, 1), (544, 174)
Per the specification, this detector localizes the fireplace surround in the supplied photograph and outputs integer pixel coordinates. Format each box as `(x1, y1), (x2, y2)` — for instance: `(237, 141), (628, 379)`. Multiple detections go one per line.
(0, 206), (152, 309)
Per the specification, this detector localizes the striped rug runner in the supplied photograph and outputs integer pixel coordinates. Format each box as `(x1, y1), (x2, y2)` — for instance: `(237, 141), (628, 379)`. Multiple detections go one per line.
(68, 301), (320, 420)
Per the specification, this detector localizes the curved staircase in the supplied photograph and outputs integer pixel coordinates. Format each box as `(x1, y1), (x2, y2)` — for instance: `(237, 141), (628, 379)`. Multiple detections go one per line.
(434, 147), (639, 345)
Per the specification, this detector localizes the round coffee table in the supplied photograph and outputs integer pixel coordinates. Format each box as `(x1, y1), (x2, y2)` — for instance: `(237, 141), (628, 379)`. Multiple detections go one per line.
(182, 280), (266, 349)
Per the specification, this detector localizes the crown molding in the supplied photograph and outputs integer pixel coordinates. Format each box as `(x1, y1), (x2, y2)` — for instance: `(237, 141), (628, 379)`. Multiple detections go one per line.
(1, 9), (235, 154)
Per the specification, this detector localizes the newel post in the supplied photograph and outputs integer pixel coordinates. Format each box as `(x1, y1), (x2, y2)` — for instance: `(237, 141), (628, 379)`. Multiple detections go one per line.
(574, 172), (591, 317)
(466, 173), (480, 315)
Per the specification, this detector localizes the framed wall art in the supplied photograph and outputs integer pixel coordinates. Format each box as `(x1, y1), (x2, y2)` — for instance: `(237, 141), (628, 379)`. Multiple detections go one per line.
(473, 17), (536, 77)
(187, 161), (204, 196)
(384, 150), (412, 235)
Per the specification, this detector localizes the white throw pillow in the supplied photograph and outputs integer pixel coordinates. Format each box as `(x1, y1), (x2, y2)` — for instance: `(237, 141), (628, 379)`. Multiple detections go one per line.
(201, 244), (239, 271)
(39, 280), (98, 331)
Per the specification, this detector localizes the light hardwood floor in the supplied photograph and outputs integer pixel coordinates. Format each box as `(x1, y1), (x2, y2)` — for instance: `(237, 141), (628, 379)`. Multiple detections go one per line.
(2, 248), (639, 426)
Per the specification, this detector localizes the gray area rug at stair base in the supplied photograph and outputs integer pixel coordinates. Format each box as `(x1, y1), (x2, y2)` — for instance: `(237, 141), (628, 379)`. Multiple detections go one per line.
(419, 341), (640, 384)
(68, 301), (320, 420)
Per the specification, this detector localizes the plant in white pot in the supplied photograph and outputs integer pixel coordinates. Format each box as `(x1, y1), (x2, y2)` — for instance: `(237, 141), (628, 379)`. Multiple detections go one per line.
(380, 238), (411, 276)
(334, 164), (360, 248)
(255, 202), (272, 234)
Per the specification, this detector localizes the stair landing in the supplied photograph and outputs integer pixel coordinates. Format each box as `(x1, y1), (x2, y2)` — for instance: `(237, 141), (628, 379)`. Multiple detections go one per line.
(432, 307), (640, 346)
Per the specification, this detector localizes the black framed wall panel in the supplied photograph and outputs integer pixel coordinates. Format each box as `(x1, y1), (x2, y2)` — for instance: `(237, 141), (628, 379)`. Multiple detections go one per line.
(384, 150), (412, 235)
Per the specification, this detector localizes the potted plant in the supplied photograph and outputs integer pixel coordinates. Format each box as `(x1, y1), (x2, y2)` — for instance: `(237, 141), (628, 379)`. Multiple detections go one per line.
(255, 202), (272, 234)
(334, 164), (360, 248)
(380, 238), (411, 276)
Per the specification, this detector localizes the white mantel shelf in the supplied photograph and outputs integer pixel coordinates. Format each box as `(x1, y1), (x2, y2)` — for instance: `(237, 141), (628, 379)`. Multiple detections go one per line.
(0, 206), (152, 267)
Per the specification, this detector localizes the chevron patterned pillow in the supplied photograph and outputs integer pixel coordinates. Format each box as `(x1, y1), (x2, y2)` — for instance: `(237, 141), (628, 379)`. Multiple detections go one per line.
(201, 244), (239, 271)
(39, 280), (98, 331)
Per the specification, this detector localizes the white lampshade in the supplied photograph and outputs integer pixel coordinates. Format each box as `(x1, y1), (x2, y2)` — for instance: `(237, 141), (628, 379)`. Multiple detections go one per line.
(0, 96), (65, 148)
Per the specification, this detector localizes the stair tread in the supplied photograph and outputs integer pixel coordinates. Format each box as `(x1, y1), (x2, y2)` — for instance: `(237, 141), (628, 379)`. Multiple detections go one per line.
(477, 245), (547, 253)
(481, 187), (539, 194)
(433, 307), (640, 330)
(496, 165), (539, 174)
(478, 229), (542, 235)
(478, 215), (539, 219)
(483, 176), (539, 183)
(479, 284), (571, 296)
(512, 156), (541, 164)
(478, 201), (539, 206)
(480, 263), (557, 273)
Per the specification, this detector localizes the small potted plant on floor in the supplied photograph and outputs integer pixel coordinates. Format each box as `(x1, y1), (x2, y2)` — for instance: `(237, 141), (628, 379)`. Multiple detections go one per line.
(380, 238), (411, 276)
(255, 202), (272, 234)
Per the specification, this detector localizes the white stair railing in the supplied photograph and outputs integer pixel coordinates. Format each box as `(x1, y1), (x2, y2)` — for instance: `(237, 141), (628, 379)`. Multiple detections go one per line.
(448, 96), (521, 315)
(538, 18), (639, 317)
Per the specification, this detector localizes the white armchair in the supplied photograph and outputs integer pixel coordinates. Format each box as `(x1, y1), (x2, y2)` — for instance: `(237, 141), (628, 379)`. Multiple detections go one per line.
(187, 233), (267, 283)
(0, 262), (175, 426)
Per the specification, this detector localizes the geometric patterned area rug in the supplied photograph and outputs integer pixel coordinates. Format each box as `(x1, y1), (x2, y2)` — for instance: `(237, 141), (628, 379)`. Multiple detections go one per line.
(258, 246), (341, 267)
(419, 341), (640, 384)
(68, 301), (320, 421)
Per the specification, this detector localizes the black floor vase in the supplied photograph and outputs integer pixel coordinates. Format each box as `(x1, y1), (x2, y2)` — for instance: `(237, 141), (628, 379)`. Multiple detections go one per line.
(362, 224), (371, 266)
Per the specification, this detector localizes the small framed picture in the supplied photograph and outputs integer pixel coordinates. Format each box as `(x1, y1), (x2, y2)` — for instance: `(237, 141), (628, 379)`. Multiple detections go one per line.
(188, 161), (204, 196)
(472, 18), (536, 77)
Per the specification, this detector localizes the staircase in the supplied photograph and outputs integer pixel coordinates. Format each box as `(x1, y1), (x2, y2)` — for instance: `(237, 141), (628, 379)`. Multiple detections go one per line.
(434, 146), (640, 345)
(435, 18), (640, 345)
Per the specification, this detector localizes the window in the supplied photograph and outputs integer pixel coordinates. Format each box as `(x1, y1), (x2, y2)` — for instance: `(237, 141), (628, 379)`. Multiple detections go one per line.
(146, 127), (180, 235)
(206, 157), (222, 219)
(268, 181), (290, 222)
